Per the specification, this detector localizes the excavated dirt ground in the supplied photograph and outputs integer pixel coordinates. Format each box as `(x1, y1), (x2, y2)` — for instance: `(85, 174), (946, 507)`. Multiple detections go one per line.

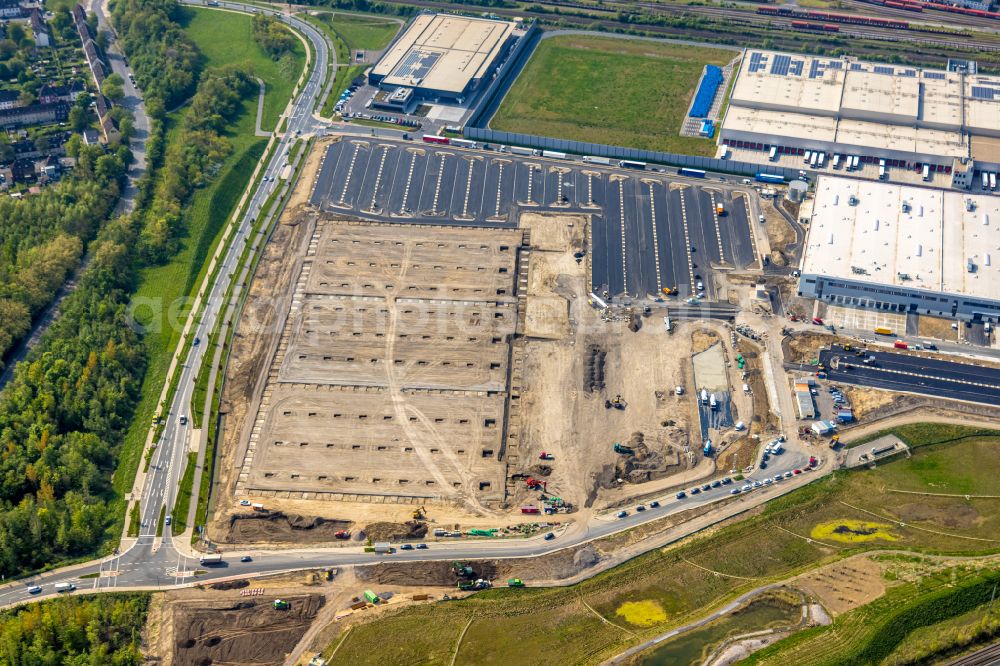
(164, 593), (325, 666)
(217, 512), (353, 544)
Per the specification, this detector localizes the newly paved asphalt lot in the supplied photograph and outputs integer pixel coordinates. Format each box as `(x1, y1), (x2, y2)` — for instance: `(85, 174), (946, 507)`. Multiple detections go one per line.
(819, 344), (1000, 405)
(310, 138), (758, 300)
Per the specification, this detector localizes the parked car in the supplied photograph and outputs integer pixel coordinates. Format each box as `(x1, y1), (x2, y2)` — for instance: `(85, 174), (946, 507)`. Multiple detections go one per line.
(400, 544), (414, 550)
(241, 556), (252, 562)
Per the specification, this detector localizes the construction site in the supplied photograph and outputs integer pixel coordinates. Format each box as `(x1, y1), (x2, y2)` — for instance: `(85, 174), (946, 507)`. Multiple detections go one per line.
(208, 136), (763, 543)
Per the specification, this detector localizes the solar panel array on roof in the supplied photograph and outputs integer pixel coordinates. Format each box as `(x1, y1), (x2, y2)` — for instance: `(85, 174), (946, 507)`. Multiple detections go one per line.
(971, 86), (998, 100)
(748, 51), (767, 74)
(900, 69), (916, 77)
(809, 60), (821, 79)
(771, 55), (792, 76)
(850, 63), (864, 71)
(924, 72), (946, 80)
(790, 60), (804, 76)
(874, 65), (895, 75)
(827, 61), (843, 70)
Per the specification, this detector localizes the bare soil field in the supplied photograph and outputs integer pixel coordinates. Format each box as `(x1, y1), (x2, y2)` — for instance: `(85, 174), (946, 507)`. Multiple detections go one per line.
(160, 593), (325, 666)
(794, 556), (886, 616)
(513, 213), (697, 510)
(237, 221), (524, 511)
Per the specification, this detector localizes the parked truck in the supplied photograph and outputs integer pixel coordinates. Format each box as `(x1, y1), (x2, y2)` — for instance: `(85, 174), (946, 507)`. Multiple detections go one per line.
(700, 389), (709, 405)
(894, 340), (909, 349)
(507, 578), (525, 587)
(716, 203), (725, 216)
(874, 326), (893, 336)
(199, 554), (223, 566)
(373, 542), (392, 554)
(273, 599), (290, 610)
(709, 393), (718, 410)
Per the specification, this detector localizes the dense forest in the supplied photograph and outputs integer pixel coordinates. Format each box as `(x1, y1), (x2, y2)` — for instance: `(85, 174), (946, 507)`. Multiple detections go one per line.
(0, 593), (149, 665)
(0, 0), (256, 578)
(0, 144), (128, 367)
(111, 0), (199, 112)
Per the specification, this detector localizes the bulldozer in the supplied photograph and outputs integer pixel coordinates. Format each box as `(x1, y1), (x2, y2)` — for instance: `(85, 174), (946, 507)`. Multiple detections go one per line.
(661, 286), (675, 297)
(413, 506), (427, 521)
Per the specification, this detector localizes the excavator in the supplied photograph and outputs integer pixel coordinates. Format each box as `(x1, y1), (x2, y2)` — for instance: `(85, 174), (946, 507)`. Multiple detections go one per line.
(413, 506), (427, 520)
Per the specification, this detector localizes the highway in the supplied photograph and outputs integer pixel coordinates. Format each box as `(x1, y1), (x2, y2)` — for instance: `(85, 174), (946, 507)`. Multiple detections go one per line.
(820, 344), (1000, 406)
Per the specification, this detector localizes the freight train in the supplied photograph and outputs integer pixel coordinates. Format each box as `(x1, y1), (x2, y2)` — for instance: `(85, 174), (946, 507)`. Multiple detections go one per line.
(856, 0), (1000, 19)
(758, 5), (910, 29)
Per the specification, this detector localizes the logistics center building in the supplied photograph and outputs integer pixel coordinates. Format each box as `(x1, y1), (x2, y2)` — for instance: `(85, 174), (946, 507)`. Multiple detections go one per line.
(368, 13), (522, 104)
(797, 176), (1000, 322)
(719, 50), (1000, 173)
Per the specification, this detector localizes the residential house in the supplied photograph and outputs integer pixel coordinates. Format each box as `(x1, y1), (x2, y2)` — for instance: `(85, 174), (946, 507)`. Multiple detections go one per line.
(30, 8), (50, 47)
(38, 81), (85, 105)
(0, 90), (21, 111)
(0, 0), (24, 19)
(10, 158), (36, 183)
(0, 102), (69, 128)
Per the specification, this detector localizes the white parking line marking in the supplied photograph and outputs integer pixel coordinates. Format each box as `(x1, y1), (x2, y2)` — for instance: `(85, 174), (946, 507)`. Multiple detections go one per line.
(398, 150), (418, 215)
(430, 154), (448, 216)
(709, 192), (726, 263)
(338, 143), (362, 206)
(678, 187), (697, 295)
(366, 145), (391, 213)
(644, 180), (662, 291)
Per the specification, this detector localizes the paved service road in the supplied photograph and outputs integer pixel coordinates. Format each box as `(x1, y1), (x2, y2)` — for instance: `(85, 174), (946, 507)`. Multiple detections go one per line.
(0, 447), (819, 608)
(310, 139), (759, 302)
(820, 344), (1000, 406)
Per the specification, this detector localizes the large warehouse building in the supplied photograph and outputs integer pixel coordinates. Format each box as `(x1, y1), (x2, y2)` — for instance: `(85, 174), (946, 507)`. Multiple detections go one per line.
(719, 50), (1000, 176)
(797, 176), (1000, 322)
(368, 13), (524, 106)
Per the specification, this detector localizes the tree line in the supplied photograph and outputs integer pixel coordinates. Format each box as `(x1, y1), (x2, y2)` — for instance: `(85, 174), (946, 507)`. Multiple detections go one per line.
(0, 0), (257, 578)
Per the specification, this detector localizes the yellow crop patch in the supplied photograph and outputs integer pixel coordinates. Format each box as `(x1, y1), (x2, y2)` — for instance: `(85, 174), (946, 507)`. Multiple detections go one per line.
(811, 519), (899, 543)
(615, 600), (668, 626)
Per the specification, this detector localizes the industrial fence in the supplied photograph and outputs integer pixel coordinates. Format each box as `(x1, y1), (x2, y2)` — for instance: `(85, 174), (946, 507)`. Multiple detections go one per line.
(465, 23), (542, 129)
(462, 127), (808, 181)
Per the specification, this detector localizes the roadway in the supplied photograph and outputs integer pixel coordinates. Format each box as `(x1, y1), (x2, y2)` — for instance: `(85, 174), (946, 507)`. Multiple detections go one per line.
(0, 441), (818, 606)
(819, 344), (1000, 406)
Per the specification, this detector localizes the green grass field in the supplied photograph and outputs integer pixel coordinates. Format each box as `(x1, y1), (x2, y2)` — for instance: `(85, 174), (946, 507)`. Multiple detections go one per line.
(491, 35), (733, 156)
(180, 6), (305, 130)
(322, 425), (1000, 665)
(314, 12), (399, 51)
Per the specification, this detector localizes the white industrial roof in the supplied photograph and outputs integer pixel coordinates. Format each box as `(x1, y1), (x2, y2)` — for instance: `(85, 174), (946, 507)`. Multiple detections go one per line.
(802, 176), (1000, 301)
(723, 106), (837, 142)
(371, 13), (519, 94)
(726, 49), (998, 155)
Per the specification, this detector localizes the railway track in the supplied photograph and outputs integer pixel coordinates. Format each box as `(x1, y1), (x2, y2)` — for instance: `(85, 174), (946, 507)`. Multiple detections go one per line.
(946, 641), (1000, 666)
(388, 0), (1000, 59)
(839, 0), (1000, 30)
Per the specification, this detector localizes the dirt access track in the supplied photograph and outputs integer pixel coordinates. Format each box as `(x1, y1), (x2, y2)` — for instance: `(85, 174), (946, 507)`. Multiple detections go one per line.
(209, 139), (729, 545)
